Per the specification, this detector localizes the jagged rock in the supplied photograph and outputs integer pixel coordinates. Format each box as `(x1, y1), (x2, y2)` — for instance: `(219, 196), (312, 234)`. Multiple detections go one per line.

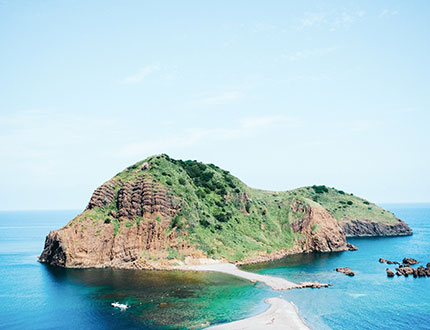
(403, 266), (414, 275)
(417, 266), (426, 277)
(379, 258), (399, 265)
(386, 268), (394, 277)
(342, 219), (412, 237)
(298, 281), (332, 288)
(403, 258), (419, 265)
(336, 267), (355, 276)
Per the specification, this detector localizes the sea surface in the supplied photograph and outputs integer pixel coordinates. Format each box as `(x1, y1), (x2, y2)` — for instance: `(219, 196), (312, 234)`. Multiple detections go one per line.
(0, 205), (429, 329)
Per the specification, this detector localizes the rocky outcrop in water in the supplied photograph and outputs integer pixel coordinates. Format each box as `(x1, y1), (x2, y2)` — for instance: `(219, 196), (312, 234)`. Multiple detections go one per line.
(379, 258), (399, 265)
(336, 267), (355, 276)
(298, 281), (332, 288)
(385, 257), (430, 278)
(341, 219), (412, 237)
(402, 257), (419, 265)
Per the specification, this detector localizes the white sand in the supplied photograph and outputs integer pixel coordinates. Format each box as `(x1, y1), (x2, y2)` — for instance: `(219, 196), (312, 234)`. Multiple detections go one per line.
(183, 263), (298, 290)
(206, 297), (310, 330)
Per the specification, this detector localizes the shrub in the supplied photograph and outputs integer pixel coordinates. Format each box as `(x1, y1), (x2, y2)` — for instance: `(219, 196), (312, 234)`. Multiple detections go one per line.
(214, 208), (231, 222)
(196, 189), (205, 199)
(167, 247), (180, 260)
(245, 201), (251, 213)
(347, 201), (353, 205)
(312, 185), (328, 194)
(171, 216), (183, 229)
(104, 218), (111, 224)
(178, 178), (186, 185)
(338, 190), (345, 195)
(200, 219), (210, 228)
(363, 201), (370, 205)
(113, 219), (120, 236)
(125, 222), (134, 227)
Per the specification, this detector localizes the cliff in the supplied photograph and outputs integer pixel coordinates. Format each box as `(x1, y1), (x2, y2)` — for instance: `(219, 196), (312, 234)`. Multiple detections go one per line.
(39, 154), (410, 269)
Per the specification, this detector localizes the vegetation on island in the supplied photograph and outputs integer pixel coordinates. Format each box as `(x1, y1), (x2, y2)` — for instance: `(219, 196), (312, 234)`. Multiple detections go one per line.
(66, 154), (401, 263)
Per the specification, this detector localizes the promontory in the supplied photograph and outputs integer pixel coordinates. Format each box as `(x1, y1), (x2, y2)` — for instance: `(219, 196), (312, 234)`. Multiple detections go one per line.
(39, 154), (412, 269)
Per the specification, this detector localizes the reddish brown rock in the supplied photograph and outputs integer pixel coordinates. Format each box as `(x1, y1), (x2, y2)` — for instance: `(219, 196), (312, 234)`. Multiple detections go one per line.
(336, 267), (355, 276)
(290, 200), (357, 253)
(403, 257), (419, 265)
(379, 258), (399, 265)
(386, 268), (395, 277)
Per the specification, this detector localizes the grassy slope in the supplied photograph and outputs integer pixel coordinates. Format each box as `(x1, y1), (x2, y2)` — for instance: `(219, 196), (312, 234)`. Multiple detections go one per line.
(68, 154), (398, 262)
(291, 186), (398, 225)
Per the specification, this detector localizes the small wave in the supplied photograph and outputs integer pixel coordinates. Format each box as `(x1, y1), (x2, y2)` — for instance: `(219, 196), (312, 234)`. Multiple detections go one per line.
(348, 293), (367, 299)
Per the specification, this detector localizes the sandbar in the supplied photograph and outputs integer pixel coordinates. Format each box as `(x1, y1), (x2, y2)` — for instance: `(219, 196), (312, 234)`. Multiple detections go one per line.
(206, 297), (310, 330)
(183, 263), (298, 290)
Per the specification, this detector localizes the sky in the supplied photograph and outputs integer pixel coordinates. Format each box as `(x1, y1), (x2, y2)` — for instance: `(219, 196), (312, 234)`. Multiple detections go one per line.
(0, 0), (429, 210)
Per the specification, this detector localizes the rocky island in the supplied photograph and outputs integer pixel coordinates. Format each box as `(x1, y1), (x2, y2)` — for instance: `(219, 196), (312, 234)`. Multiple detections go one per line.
(39, 154), (412, 270)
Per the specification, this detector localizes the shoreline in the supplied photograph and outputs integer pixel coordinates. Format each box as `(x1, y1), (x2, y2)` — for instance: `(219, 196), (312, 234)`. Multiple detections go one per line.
(182, 263), (299, 290)
(205, 297), (310, 330)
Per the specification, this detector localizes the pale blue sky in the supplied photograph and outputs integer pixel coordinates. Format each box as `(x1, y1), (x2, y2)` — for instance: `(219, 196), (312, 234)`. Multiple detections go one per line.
(1, 0), (429, 210)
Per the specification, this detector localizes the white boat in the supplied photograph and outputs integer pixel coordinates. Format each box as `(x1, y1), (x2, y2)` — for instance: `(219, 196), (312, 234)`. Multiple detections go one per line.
(111, 301), (129, 311)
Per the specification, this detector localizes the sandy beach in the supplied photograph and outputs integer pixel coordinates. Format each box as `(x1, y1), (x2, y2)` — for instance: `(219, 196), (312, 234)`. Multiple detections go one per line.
(206, 297), (310, 330)
(183, 263), (299, 290)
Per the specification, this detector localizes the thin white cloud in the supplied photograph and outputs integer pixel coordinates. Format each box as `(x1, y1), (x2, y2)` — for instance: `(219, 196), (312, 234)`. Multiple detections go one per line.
(300, 12), (326, 28)
(286, 74), (331, 82)
(190, 91), (243, 107)
(284, 47), (337, 62)
(118, 115), (299, 157)
(121, 65), (160, 84)
(297, 9), (365, 31)
(240, 115), (290, 129)
(379, 9), (398, 18)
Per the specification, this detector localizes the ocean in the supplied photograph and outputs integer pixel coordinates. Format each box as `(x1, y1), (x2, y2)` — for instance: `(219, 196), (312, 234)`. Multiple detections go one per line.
(0, 205), (429, 329)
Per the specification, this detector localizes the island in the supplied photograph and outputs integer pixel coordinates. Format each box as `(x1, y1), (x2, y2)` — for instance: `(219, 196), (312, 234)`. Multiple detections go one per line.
(39, 154), (411, 270)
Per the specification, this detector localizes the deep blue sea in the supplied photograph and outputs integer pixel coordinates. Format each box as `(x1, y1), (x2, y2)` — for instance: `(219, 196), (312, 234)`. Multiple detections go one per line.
(1, 205), (429, 329)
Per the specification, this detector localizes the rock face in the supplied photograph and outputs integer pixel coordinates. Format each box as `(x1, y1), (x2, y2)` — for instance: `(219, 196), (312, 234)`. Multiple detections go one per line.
(290, 201), (357, 253)
(341, 219), (412, 237)
(40, 174), (199, 269)
(39, 216), (201, 269)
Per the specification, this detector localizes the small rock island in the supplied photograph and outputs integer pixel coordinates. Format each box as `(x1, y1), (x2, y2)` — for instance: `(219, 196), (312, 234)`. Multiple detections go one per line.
(39, 154), (412, 269)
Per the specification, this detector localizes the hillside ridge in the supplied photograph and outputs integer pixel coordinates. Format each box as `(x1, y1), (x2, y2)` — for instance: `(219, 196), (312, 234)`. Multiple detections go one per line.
(39, 154), (411, 269)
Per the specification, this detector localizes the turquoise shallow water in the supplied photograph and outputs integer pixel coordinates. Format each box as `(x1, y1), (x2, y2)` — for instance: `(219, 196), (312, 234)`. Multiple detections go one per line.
(0, 205), (429, 329)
